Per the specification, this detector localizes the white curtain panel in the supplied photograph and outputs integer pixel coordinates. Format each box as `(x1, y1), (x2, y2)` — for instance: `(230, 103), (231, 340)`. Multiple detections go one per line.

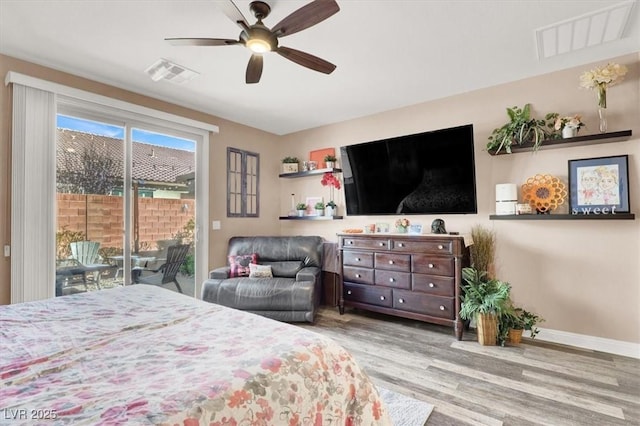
(11, 84), (57, 303)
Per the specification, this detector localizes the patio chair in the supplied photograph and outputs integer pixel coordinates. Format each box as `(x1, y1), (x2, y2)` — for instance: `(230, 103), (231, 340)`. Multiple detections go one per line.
(132, 244), (190, 293)
(69, 240), (112, 289)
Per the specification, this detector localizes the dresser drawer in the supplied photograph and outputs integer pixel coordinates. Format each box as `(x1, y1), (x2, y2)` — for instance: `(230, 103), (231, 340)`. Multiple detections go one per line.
(393, 290), (455, 319)
(342, 237), (390, 251)
(412, 255), (455, 276)
(374, 253), (410, 272)
(344, 283), (393, 308)
(374, 270), (411, 289)
(343, 266), (374, 284)
(412, 274), (455, 297)
(343, 251), (374, 268)
(391, 239), (453, 255)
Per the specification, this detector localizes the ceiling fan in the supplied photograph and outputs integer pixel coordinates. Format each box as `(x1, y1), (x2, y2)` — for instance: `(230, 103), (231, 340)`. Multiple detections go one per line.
(166, 0), (339, 84)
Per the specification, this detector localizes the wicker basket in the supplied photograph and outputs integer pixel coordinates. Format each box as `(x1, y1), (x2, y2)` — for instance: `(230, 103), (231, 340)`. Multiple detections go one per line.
(508, 328), (523, 346)
(476, 313), (498, 346)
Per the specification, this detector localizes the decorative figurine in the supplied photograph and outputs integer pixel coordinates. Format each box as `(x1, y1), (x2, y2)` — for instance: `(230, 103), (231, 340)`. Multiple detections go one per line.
(431, 218), (447, 234)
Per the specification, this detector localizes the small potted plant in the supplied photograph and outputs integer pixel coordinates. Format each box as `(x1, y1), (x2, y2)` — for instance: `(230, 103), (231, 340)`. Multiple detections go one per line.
(295, 202), (307, 217)
(550, 114), (585, 139)
(282, 156), (299, 174)
(314, 201), (325, 216)
(324, 154), (337, 169)
(499, 307), (544, 346)
(325, 200), (337, 217)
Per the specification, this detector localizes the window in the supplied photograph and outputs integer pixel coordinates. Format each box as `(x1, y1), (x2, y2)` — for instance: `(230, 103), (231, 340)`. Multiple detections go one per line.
(227, 148), (259, 217)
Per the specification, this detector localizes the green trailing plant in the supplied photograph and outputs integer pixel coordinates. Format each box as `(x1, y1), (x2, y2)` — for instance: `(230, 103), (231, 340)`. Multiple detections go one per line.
(470, 224), (496, 278)
(459, 267), (511, 321)
(486, 104), (558, 154)
(282, 156), (299, 163)
(498, 305), (544, 346)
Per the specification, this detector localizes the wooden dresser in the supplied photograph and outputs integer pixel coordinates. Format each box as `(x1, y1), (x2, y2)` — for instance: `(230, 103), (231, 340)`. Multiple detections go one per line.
(338, 233), (470, 340)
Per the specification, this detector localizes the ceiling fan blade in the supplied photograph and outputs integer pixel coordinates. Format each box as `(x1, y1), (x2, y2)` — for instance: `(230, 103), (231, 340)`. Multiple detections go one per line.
(246, 54), (264, 84)
(165, 38), (240, 46)
(277, 46), (336, 74)
(216, 0), (250, 30)
(272, 0), (340, 37)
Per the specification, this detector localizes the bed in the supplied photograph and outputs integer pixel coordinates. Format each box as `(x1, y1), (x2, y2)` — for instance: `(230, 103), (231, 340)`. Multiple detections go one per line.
(0, 285), (391, 425)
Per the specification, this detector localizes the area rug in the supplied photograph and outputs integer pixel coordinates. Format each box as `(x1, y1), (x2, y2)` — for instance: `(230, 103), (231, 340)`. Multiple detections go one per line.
(378, 386), (434, 426)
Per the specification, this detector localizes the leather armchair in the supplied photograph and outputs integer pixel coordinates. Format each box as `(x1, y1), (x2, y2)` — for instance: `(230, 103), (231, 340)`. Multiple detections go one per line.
(202, 236), (324, 323)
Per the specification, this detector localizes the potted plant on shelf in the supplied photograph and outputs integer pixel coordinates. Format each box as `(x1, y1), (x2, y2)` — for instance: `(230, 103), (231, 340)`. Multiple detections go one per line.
(486, 104), (558, 154)
(460, 267), (511, 346)
(324, 154), (337, 169)
(314, 201), (325, 216)
(325, 200), (337, 217)
(282, 156), (299, 174)
(295, 202), (307, 217)
(321, 172), (341, 216)
(549, 113), (585, 139)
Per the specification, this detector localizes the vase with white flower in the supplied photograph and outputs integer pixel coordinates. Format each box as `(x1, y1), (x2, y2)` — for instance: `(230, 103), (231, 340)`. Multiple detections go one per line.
(553, 114), (585, 139)
(395, 218), (410, 233)
(321, 172), (341, 216)
(579, 62), (628, 133)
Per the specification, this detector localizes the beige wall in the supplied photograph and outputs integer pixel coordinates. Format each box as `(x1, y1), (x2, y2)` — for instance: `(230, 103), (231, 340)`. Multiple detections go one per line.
(278, 53), (640, 345)
(1, 52), (638, 346)
(0, 54), (281, 304)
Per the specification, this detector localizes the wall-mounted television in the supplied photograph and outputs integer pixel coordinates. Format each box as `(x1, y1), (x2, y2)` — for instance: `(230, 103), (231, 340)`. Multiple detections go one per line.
(340, 124), (477, 216)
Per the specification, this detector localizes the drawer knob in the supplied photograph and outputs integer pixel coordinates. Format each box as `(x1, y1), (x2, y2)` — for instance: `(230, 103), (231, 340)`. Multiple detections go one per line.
(429, 283), (435, 288)
(388, 260), (394, 264)
(398, 243), (404, 247)
(438, 244), (444, 250)
(348, 241), (353, 245)
(428, 263), (435, 268)
(439, 305), (445, 311)
(379, 242), (385, 247)
(398, 298), (405, 304)
(380, 296), (386, 301)
(356, 257), (360, 261)
(347, 290), (352, 295)
(389, 278), (395, 283)
(355, 274), (361, 278)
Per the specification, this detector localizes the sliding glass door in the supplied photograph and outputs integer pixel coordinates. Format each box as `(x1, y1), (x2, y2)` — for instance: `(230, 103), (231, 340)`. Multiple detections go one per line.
(55, 113), (198, 297)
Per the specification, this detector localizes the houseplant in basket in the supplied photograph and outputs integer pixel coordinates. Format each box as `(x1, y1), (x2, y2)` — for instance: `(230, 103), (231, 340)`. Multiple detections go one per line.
(460, 267), (511, 345)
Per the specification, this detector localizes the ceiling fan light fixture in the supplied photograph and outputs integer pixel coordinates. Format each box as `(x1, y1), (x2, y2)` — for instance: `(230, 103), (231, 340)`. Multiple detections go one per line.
(246, 37), (271, 53)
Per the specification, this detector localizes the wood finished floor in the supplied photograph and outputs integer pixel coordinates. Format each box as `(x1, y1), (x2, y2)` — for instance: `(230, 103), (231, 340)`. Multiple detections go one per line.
(298, 307), (640, 426)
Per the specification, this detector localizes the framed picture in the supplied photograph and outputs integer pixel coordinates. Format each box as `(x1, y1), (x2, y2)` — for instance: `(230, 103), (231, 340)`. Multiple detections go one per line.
(408, 224), (423, 235)
(375, 222), (390, 233)
(568, 155), (629, 215)
(305, 196), (324, 215)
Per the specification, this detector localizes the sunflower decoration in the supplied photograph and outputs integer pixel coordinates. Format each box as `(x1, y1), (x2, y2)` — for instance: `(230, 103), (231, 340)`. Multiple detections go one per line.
(521, 174), (567, 213)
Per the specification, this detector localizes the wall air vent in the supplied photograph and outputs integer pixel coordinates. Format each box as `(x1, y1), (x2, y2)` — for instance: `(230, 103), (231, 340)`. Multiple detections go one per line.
(145, 58), (199, 84)
(535, 0), (635, 59)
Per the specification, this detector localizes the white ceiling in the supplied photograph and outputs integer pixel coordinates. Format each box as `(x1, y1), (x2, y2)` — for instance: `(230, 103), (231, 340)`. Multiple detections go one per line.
(1, 0), (638, 135)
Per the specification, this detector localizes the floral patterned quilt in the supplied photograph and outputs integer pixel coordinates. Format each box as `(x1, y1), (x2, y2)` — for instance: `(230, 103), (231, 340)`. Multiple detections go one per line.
(0, 285), (391, 425)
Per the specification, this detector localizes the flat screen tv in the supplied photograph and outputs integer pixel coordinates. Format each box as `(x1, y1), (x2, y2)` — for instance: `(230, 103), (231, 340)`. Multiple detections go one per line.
(340, 124), (477, 216)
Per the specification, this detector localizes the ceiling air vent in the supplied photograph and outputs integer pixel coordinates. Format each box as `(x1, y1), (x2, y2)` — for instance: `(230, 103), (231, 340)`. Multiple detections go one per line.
(535, 0), (635, 59)
(145, 58), (199, 84)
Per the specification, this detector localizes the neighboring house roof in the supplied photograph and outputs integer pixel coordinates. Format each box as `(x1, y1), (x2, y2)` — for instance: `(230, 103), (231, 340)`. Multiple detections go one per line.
(57, 129), (194, 185)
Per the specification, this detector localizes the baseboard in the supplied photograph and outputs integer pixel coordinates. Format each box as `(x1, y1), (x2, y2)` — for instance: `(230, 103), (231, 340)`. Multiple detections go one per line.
(525, 327), (640, 359)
